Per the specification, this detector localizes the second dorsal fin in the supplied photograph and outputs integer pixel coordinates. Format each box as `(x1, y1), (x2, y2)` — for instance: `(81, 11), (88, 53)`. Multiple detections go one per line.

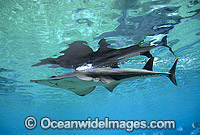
(142, 57), (154, 71)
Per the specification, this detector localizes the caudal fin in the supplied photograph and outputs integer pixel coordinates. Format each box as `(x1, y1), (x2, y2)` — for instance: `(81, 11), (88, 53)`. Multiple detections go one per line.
(168, 58), (178, 86)
(160, 36), (176, 57)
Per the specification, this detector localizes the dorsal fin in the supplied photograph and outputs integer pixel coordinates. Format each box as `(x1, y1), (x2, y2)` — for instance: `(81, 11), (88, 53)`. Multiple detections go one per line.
(142, 57), (154, 71)
(97, 38), (113, 52)
(105, 82), (120, 92)
(60, 41), (93, 56)
(98, 38), (109, 47)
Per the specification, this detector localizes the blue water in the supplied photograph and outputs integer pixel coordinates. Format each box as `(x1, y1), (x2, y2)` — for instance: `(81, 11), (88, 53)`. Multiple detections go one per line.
(0, 0), (200, 135)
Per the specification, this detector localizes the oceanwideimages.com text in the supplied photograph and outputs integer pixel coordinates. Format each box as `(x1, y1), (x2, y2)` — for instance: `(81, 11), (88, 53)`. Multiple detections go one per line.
(25, 116), (176, 132)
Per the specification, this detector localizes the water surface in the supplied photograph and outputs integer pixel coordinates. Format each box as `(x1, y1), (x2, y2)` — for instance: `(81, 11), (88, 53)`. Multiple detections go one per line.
(0, 0), (200, 134)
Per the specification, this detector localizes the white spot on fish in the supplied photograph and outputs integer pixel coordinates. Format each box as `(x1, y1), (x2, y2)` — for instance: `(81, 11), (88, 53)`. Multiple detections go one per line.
(76, 64), (93, 71)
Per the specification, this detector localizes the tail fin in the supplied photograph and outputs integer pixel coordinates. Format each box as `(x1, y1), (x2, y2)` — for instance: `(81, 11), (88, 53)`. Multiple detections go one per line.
(160, 36), (176, 57)
(168, 58), (178, 86)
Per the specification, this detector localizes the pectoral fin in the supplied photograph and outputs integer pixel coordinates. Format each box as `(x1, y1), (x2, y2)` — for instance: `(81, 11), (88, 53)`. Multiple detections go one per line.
(100, 76), (116, 84)
(71, 86), (96, 96)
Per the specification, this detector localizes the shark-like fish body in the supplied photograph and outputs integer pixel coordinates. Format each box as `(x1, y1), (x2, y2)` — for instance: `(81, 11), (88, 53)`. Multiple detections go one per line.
(31, 36), (175, 69)
(30, 58), (178, 96)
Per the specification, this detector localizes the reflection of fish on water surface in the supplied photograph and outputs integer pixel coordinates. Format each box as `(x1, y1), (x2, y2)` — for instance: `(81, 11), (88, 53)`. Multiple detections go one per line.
(31, 35), (175, 70)
(30, 58), (178, 96)
(95, 7), (182, 44)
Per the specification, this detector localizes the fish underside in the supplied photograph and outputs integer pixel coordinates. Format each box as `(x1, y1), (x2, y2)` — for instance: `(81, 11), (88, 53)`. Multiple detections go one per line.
(31, 36), (175, 69)
(30, 57), (178, 96)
